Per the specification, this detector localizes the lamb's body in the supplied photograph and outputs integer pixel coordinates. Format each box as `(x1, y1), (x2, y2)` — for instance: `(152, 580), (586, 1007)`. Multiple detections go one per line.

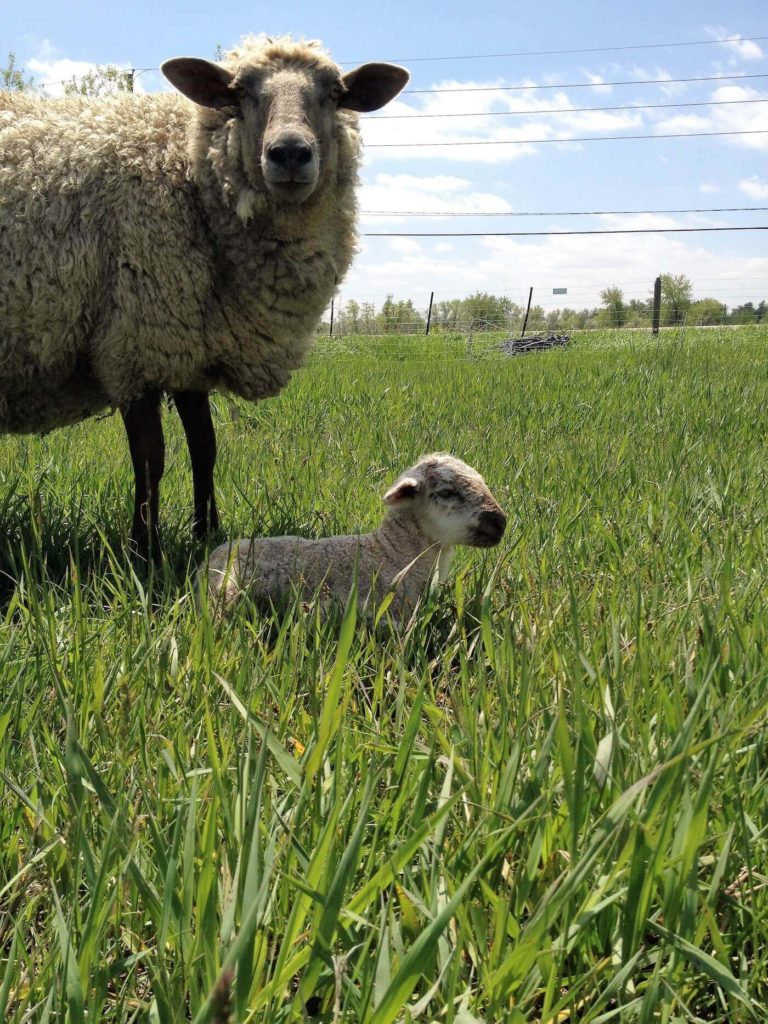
(0, 79), (355, 432)
(202, 453), (507, 616)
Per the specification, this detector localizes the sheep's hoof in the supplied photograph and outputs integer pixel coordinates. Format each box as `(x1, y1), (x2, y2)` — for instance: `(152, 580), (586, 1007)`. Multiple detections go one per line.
(128, 529), (162, 566)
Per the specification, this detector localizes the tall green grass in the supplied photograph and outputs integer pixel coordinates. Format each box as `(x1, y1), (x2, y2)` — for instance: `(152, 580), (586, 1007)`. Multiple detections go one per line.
(1, 326), (767, 1022)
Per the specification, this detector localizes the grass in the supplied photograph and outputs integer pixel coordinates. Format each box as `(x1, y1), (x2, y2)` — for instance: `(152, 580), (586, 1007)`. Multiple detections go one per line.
(1, 325), (767, 1022)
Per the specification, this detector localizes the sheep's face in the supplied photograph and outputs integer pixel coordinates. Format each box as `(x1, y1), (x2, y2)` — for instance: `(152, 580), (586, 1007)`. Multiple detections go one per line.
(162, 42), (409, 205)
(384, 454), (507, 549)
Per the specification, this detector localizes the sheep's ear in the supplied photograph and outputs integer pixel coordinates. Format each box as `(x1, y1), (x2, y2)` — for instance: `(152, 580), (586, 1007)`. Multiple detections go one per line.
(383, 476), (421, 506)
(339, 63), (410, 112)
(161, 57), (238, 109)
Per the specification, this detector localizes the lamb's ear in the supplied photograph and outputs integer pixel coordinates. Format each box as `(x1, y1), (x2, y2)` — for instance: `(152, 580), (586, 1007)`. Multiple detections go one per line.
(161, 57), (238, 109)
(339, 62), (410, 112)
(383, 475), (421, 506)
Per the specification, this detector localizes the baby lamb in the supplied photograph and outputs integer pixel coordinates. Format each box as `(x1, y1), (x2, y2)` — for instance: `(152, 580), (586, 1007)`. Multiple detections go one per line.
(200, 453), (506, 616)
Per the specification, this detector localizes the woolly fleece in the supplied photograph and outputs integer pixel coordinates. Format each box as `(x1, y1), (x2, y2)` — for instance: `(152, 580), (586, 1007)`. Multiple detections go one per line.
(0, 37), (361, 433)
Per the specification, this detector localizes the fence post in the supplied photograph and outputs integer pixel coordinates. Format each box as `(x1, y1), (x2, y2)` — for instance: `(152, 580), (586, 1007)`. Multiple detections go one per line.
(329, 298), (334, 337)
(521, 287), (533, 337)
(425, 291), (434, 336)
(652, 276), (661, 336)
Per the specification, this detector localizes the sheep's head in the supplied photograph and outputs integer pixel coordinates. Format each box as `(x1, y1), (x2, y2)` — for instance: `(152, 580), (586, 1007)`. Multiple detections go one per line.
(162, 36), (408, 206)
(383, 454), (507, 549)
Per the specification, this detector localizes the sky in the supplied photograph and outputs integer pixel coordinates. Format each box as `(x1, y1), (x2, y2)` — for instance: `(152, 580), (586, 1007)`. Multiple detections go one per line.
(5, 0), (768, 313)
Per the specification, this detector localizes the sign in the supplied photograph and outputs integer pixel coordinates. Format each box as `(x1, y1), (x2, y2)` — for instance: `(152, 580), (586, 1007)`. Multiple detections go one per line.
(553, 287), (568, 295)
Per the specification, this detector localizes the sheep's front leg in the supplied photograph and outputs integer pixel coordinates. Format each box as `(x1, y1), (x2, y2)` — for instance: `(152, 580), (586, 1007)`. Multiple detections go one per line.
(172, 390), (220, 539)
(121, 391), (165, 560)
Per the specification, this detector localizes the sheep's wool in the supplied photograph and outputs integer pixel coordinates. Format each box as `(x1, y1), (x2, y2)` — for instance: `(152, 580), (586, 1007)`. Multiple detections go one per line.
(0, 37), (360, 433)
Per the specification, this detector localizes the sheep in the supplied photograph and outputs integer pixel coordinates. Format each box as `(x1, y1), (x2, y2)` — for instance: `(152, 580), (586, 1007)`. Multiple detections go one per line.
(0, 36), (409, 557)
(200, 453), (507, 618)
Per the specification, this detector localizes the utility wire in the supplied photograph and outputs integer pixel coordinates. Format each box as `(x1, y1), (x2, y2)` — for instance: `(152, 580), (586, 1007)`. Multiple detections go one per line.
(405, 72), (768, 95)
(366, 128), (768, 147)
(344, 34), (768, 64)
(361, 206), (768, 217)
(367, 97), (768, 119)
(363, 226), (768, 236)
(36, 67), (768, 94)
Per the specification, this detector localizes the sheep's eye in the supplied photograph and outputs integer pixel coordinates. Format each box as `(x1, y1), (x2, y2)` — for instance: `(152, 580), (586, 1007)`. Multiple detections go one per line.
(436, 488), (460, 501)
(329, 81), (344, 102)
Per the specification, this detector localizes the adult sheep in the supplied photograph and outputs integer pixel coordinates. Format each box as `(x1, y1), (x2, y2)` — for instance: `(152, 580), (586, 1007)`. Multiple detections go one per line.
(0, 36), (408, 557)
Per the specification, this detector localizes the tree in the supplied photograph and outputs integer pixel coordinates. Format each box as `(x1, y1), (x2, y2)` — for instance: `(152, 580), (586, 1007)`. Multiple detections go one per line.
(2, 52), (33, 92)
(659, 273), (693, 326)
(688, 298), (726, 326)
(64, 65), (134, 97)
(599, 285), (626, 327)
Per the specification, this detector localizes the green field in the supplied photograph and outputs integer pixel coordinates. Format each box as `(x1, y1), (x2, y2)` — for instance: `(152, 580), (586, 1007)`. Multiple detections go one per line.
(1, 326), (767, 1022)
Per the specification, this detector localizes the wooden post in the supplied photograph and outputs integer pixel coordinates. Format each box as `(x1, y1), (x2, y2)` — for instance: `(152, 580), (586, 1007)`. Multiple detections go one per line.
(521, 287), (533, 337)
(652, 276), (661, 336)
(329, 298), (334, 337)
(425, 291), (434, 336)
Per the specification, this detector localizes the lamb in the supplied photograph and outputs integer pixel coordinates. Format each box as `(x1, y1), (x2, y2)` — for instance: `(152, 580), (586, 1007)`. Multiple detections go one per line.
(200, 453), (507, 617)
(0, 36), (408, 557)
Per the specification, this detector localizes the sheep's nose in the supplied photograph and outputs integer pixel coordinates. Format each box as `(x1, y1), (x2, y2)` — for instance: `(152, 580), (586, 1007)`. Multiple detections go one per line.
(266, 135), (314, 170)
(473, 508), (506, 546)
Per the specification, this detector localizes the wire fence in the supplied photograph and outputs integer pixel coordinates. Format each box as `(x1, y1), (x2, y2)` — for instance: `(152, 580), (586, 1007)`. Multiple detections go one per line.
(317, 292), (768, 339)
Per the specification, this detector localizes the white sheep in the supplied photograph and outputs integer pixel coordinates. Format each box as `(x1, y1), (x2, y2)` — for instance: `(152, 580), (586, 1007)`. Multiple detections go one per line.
(200, 453), (506, 617)
(0, 36), (408, 556)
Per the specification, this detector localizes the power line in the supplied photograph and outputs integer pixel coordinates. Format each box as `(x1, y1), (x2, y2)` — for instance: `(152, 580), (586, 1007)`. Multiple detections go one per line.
(366, 128), (768, 147)
(367, 97), (768, 119)
(344, 34), (768, 64)
(404, 72), (768, 95)
(361, 206), (768, 217)
(363, 226), (768, 237)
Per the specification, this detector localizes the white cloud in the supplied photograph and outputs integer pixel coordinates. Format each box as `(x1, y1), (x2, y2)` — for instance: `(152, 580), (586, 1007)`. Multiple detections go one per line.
(739, 176), (768, 199)
(699, 183), (719, 194)
(359, 173), (513, 222)
(706, 27), (765, 61)
(345, 213), (768, 310)
(651, 85), (768, 151)
(361, 72), (649, 164)
(582, 71), (613, 94)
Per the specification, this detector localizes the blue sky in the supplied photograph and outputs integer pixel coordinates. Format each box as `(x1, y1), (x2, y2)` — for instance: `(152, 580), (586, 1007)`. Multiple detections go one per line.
(6, 0), (768, 312)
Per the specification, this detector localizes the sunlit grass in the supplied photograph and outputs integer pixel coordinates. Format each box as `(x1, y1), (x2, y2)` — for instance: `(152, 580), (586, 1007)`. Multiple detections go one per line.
(1, 326), (767, 1021)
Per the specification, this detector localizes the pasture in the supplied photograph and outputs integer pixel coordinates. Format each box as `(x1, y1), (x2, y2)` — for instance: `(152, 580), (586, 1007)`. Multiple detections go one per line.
(1, 326), (767, 1022)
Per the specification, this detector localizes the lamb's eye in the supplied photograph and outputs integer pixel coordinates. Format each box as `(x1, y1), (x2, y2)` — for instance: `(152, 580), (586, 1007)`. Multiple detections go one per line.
(436, 488), (460, 501)
(329, 81), (344, 102)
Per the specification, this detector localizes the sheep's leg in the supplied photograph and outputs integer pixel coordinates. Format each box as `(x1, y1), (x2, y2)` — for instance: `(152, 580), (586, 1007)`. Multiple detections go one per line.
(172, 390), (220, 539)
(121, 391), (165, 560)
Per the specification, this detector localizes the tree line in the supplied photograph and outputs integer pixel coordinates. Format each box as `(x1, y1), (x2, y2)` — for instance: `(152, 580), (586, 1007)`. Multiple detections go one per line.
(326, 277), (767, 336)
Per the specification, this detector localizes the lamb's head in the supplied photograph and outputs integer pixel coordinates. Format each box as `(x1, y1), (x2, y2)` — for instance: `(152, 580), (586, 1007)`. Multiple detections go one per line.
(383, 454), (507, 549)
(162, 35), (408, 206)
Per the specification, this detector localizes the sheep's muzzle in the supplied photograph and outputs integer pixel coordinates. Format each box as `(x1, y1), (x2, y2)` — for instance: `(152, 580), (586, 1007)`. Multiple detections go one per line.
(262, 129), (319, 203)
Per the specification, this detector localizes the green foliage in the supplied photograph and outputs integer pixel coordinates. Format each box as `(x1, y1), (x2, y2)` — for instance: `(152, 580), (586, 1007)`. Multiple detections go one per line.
(599, 285), (626, 327)
(660, 272), (694, 326)
(1, 325), (768, 1021)
(1, 52), (33, 92)
(63, 65), (134, 97)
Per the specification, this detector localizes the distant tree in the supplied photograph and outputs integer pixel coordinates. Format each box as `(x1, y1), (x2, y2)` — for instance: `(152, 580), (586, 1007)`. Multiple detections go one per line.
(343, 299), (361, 333)
(599, 285), (626, 327)
(729, 300), (766, 325)
(659, 273), (693, 326)
(2, 51), (33, 91)
(625, 298), (651, 327)
(64, 65), (134, 97)
(688, 298), (727, 326)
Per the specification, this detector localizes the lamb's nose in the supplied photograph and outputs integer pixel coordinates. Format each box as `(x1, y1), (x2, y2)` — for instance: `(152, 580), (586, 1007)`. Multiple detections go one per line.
(267, 136), (314, 170)
(481, 509), (507, 536)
